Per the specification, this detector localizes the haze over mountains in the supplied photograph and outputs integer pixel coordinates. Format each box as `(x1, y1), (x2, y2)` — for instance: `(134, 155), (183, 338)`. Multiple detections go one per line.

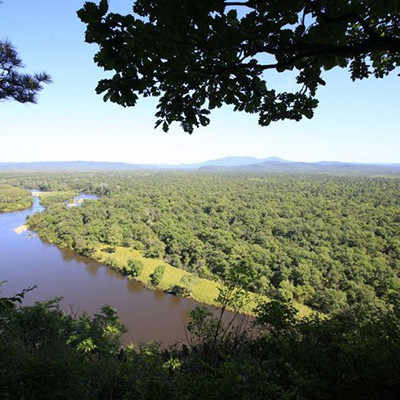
(0, 157), (399, 174)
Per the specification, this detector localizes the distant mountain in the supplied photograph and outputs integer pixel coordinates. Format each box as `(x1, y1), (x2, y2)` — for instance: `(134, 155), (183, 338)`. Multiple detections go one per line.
(195, 156), (265, 167)
(262, 156), (289, 163)
(195, 156), (290, 167)
(0, 158), (399, 174)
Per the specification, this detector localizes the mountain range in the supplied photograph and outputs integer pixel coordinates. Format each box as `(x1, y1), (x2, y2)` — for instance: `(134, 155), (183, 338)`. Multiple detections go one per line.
(0, 157), (399, 174)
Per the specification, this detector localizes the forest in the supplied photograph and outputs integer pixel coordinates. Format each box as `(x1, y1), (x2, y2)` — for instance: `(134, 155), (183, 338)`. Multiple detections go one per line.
(2, 170), (400, 315)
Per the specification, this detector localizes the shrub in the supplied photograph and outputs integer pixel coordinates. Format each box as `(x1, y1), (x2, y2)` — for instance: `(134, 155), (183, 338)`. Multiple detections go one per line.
(150, 265), (165, 286)
(126, 259), (144, 278)
(166, 285), (190, 297)
(104, 256), (119, 269)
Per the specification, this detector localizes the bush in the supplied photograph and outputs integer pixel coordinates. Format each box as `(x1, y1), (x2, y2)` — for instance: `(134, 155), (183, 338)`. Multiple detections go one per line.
(166, 285), (190, 297)
(150, 265), (165, 286)
(126, 259), (144, 278)
(131, 240), (145, 251)
(104, 256), (119, 269)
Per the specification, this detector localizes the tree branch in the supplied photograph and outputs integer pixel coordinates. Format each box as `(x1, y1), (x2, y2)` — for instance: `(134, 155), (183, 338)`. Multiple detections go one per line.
(223, 1), (257, 9)
(199, 36), (400, 76)
(305, 0), (380, 38)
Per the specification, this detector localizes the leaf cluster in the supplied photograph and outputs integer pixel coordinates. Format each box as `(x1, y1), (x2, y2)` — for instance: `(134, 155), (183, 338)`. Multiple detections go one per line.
(78, 0), (400, 132)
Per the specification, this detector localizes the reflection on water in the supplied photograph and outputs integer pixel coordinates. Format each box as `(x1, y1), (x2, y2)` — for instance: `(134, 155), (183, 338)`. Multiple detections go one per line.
(153, 290), (166, 301)
(0, 193), (204, 345)
(60, 248), (84, 263)
(85, 263), (100, 277)
(169, 296), (183, 307)
(105, 267), (125, 281)
(126, 280), (144, 294)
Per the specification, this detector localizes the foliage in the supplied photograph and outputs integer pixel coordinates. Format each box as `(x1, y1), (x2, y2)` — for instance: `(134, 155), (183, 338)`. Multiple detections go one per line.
(0, 184), (32, 212)
(0, 290), (127, 399)
(0, 40), (51, 104)
(180, 273), (197, 294)
(38, 191), (78, 207)
(78, 0), (400, 133)
(150, 265), (165, 286)
(124, 258), (144, 277)
(167, 284), (190, 297)
(144, 238), (165, 258)
(1, 288), (400, 399)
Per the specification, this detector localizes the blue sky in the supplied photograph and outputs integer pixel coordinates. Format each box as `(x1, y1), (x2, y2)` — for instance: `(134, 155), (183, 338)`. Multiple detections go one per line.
(1, 0), (399, 164)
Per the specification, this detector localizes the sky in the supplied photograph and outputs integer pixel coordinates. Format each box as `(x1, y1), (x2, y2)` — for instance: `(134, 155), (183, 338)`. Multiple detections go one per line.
(0, 0), (399, 164)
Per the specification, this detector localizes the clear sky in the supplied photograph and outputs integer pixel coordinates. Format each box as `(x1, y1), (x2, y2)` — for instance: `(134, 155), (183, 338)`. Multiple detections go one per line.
(1, 0), (399, 164)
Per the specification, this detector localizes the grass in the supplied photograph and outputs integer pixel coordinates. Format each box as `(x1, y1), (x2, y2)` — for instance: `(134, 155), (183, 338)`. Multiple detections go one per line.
(95, 246), (221, 304)
(94, 245), (313, 317)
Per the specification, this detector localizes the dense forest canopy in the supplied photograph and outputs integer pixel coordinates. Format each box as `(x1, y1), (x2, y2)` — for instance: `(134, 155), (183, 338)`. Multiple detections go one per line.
(78, 0), (400, 132)
(4, 170), (400, 314)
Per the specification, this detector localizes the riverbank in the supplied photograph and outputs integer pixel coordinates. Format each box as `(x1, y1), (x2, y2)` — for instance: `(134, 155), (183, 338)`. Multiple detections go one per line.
(95, 245), (241, 309)
(90, 245), (313, 317)
(25, 227), (312, 316)
(0, 203), (31, 213)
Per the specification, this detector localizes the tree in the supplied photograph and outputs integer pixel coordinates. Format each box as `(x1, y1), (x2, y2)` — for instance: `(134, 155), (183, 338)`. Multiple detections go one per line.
(78, 0), (400, 133)
(125, 259), (144, 277)
(150, 265), (165, 286)
(0, 41), (51, 103)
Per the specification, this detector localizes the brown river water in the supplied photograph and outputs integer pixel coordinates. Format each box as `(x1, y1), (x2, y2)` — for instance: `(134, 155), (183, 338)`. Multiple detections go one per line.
(0, 194), (228, 345)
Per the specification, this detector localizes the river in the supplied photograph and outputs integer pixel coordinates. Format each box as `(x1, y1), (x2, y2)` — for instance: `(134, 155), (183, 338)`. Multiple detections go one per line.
(0, 194), (207, 345)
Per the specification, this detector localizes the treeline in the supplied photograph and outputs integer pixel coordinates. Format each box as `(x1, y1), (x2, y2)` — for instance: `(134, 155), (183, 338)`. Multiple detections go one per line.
(0, 184), (32, 212)
(14, 171), (400, 314)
